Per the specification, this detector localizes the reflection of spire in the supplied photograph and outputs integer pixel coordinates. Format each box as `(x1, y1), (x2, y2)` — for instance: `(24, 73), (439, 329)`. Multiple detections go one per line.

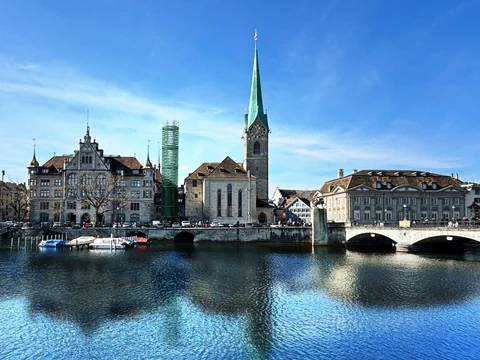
(145, 139), (153, 168)
(29, 138), (39, 168)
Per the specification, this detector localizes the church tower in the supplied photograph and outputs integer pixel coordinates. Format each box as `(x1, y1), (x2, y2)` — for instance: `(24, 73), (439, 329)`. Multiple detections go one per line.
(243, 30), (269, 202)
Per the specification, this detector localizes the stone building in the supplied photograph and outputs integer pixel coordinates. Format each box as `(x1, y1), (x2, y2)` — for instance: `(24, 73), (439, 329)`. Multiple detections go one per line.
(271, 188), (316, 224)
(184, 31), (272, 224)
(461, 182), (480, 219)
(320, 169), (467, 225)
(184, 157), (257, 224)
(27, 127), (160, 225)
(0, 180), (28, 222)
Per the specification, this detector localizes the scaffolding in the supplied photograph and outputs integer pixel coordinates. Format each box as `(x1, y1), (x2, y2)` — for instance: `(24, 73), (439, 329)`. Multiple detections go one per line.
(161, 121), (179, 218)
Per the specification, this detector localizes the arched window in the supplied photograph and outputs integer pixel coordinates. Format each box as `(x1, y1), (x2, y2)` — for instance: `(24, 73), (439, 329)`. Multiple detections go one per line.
(67, 174), (77, 186)
(217, 189), (222, 217)
(40, 213), (49, 222)
(227, 184), (232, 217)
(130, 213), (140, 223)
(253, 141), (260, 155)
(238, 189), (243, 217)
(81, 174), (92, 185)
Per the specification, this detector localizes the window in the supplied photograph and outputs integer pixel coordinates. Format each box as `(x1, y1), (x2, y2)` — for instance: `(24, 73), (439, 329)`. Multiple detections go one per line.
(131, 190), (140, 198)
(217, 189), (222, 217)
(227, 184), (232, 217)
(30, 190), (36, 198)
(376, 182), (382, 189)
(443, 198), (449, 206)
(29, 179), (37, 186)
(385, 197), (392, 205)
(40, 179), (50, 186)
(67, 189), (77, 197)
(130, 213), (140, 222)
(253, 141), (260, 155)
(96, 174), (107, 186)
(454, 198), (460, 205)
(143, 180), (152, 187)
(54, 203), (61, 210)
(422, 198), (428, 205)
(375, 211), (382, 220)
(40, 213), (49, 222)
(131, 203), (140, 211)
(42, 169), (48, 173)
(81, 175), (92, 185)
(40, 190), (50, 197)
(375, 197), (382, 205)
(55, 179), (62, 187)
(364, 211), (370, 220)
(132, 170), (139, 174)
(192, 180), (197, 188)
(40, 202), (49, 210)
(143, 190), (152, 198)
(67, 174), (77, 186)
(81, 203), (91, 210)
(431, 198), (438, 205)
(131, 180), (140, 187)
(432, 182), (438, 190)
(194, 193), (198, 199)
(354, 197), (361, 205)
(353, 210), (361, 220)
(118, 180), (126, 187)
(238, 189), (243, 217)
(431, 211), (438, 220)
(67, 202), (76, 210)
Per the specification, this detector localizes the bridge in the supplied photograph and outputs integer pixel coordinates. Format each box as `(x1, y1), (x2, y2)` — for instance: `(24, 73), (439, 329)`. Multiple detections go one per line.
(345, 225), (480, 251)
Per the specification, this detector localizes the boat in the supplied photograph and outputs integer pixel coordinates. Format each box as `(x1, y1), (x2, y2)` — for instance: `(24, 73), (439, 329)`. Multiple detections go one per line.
(121, 237), (137, 248)
(38, 239), (66, 248)
(124, 236), (149, 245)
(67, 236), (96, 247)
(89, 237), (125, 250)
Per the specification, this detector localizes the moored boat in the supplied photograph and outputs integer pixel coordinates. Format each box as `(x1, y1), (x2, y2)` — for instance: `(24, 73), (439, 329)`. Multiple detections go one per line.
(89, 237), (125, 250)
(125, 236), (149, 245)
(39, 239), (66, 248)
(67, 236), (96, 247)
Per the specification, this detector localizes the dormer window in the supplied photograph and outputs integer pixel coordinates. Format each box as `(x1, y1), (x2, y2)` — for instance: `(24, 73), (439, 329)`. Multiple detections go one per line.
(376, 182), (382, 189)
(422, 183), (427, 190)
(432, 182), (438, 190)
(132, 169), (139, 174)
(42, 169), (48, 173)
(386, 182), (392, 189)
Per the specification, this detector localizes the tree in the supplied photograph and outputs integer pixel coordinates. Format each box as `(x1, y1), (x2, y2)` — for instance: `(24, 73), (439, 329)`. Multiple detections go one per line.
(7, 183), (29, 222)
(68, 172), (128, 225)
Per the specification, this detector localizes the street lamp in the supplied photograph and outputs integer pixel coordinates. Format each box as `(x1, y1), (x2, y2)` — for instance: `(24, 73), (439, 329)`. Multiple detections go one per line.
(452, 205), (455, 221)
(403, 204), (407, 221)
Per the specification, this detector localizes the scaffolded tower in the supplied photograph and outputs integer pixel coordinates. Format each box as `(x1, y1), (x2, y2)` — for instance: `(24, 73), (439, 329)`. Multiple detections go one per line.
(161, 121), (179, 217)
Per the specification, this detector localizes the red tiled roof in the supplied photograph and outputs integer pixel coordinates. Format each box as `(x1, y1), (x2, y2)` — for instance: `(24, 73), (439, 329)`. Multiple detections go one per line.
(42, 156), (71, 170)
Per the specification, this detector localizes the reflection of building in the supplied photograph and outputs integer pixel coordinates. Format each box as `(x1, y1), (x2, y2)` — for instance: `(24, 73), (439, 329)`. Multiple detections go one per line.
(184, 31), (272, 224)
(271, 188), (316, 224)
(320, 169), (466, 225)
(461, 182), (480, 219)
(27, 127), (160, 224)
(161, 121), (179, 218)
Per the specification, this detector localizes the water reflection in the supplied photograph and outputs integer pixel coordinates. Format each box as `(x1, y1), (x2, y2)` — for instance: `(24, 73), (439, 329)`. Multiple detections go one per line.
(7, 243), (480, 342)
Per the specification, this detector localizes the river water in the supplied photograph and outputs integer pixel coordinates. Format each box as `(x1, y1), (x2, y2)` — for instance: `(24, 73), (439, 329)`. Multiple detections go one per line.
(0, 243), (479, 359)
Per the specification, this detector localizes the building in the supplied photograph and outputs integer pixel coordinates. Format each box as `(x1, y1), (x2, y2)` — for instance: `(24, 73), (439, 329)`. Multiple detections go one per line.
(461, 182), (480, 219)
(161, 121), (179, 218)
(320, 169), (467, 225)
(271, 188), (316, 224)
(183, 31), (272, 224)
(27, 127), (159, 225)
(184, 157), (257, 224)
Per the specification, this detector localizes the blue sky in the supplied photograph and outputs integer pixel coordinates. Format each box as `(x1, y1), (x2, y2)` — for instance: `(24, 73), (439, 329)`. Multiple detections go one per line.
(1, 0), (479, 193)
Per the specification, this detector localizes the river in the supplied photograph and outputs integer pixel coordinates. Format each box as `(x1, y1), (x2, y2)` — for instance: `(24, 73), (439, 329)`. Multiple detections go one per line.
(1, 243), (479, 359)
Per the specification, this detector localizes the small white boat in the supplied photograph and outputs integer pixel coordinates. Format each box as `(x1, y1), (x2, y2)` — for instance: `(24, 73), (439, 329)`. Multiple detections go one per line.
(39, 239), (66, 248)
(67, 236), (96, 246)
(89, 237), (125, 250)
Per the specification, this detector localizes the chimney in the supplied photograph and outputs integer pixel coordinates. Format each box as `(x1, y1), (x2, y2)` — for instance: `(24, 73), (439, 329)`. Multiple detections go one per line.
(456, 173), (459, 180)
(338, 169), (344, 178)
(353, 169), (358, 174)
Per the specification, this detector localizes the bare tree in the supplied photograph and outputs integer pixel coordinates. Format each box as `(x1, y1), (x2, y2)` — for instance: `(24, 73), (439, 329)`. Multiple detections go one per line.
(68, 172), (128, 224)
(7, 183), (29, 222)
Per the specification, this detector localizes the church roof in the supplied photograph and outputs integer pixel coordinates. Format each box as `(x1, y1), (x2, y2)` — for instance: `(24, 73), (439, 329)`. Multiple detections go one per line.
(206, 156), (250, 179)
(42, 156), (71, 171)
(108, 157), (143, 171)
(245, 30), (268, 131)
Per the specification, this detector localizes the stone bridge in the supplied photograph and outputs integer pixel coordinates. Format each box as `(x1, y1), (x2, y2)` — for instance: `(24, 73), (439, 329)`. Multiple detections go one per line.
(346, 226), (480, 251)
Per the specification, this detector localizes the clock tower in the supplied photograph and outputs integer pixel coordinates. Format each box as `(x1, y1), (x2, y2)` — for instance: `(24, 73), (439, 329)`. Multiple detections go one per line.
(243, 30), (269, 202)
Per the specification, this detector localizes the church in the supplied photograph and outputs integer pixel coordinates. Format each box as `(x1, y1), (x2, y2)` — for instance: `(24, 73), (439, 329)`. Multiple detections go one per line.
(184, 32), (273, 224)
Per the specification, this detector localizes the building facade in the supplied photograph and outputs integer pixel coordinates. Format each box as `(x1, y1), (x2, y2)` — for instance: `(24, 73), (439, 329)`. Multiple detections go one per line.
(184, 157), (257, 224)
(271, 188), (316, 224)
(0, 180), (28, 222)
(320, 170), (467, 226)
(27, 127), (159, 225)
(161, 121), (179, 218)
(461, 182), (480, 219)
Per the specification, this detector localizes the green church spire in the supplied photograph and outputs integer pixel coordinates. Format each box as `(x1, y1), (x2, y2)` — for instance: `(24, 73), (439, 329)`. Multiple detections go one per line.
(246, 29), (268, 131)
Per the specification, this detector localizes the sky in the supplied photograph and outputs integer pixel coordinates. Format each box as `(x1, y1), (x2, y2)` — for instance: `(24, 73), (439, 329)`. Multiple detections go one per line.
(1, 0), (479, 193)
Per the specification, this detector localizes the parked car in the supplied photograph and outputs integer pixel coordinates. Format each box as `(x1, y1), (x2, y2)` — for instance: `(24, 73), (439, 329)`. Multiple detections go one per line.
(52, 222), (62, 227)
(210, 221), (222, 227)
(172, 222), (181, 228)
(181, 221), (191, 228)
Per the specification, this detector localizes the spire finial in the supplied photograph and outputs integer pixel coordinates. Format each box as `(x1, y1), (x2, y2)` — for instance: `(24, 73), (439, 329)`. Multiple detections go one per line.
(254, 29), (258, 42)
(29, 137), (39, 168)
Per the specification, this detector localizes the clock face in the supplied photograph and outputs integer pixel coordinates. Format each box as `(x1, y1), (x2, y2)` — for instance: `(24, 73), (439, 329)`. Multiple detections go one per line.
(250, 124), (266, 138)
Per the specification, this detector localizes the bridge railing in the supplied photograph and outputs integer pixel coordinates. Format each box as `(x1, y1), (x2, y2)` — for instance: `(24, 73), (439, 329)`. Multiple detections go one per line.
(352, 221), (480, 229)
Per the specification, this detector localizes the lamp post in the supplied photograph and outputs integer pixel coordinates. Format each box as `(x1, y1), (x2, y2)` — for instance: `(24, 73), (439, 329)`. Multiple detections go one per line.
(384, 208), (387, 223)
(403, 204), (407, 221)
(452, 205), (455, 221)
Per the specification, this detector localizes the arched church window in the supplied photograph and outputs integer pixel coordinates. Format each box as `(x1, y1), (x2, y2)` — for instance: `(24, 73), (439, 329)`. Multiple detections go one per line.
(217, 189), (222, 217)
(238, 189), (243, 217)
(67, 174), (77, 186)
(227, 184), (232, 217)
(253, 141), (260, 154)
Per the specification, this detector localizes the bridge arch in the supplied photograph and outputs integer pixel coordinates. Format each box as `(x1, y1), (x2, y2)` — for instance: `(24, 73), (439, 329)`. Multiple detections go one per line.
(346, 232), (397, 249)
(126, 230), (147, 238)
(409, 235), (480, 253)
(174, 231), (195, 243)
